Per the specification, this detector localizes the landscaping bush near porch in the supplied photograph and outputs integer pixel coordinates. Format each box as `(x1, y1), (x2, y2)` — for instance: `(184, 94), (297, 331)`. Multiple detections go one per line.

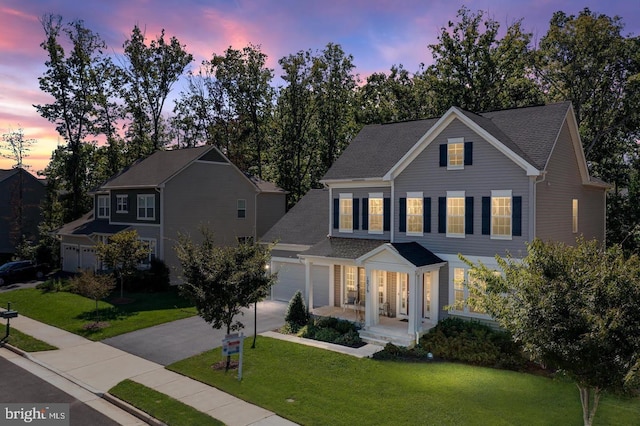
(298, 316), (364, 348)
(373, 317), (526, 371)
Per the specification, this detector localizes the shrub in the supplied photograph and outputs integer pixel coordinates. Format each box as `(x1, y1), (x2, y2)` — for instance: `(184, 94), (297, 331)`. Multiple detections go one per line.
(313, 327), (341, 343)
(123, 259), (171, 293)
(285, 290), (309, 330)
(333, 329), (362, 347)
(37, 278), (70, 293)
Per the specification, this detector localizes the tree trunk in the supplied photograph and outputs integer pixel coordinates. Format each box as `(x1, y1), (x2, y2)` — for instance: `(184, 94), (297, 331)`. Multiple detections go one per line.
(225, 322), (232, 372)
(578, 384), (601, 426)
(251, 301), (257, 349)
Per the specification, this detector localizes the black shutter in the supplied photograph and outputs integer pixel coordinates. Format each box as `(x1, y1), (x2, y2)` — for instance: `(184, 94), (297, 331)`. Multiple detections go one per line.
(361, 198), (368, 230)
(438, 197), (446, 233)
(482, 197), (491, 235)
(439, 144), (447, 167)
(333, 198), (339, 229)
(424, 197), (431, 233)
(513, 196), (522, 236)
(399, 198), (406, 232)
(464, 141), (473, 165)
(465, 196), (474, 234)
(353, 198), (359, 230)
(383, 198), (391, 231)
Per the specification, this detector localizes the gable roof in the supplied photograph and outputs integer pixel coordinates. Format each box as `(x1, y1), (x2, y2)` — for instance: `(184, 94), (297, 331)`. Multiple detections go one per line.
(261, 189), (329, 246)
(56, 212), (130, 236)
(301, 237), (389, 260)
(322, 102), (573, 181)
(0, 168), (46, 186)
(101, 145), (214, 189)
(355, 242), (445, 268)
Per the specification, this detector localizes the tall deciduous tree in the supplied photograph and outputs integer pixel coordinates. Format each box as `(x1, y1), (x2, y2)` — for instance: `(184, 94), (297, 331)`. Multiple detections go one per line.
(533, 8), (640, 188)
(209, 44), (274, 178)
(176, 231), (276, 370)
(462, 238), (640, 426)
(425, 7), (543, 114)
(35, 15), (108, 220)
(121, 25), (193, 158)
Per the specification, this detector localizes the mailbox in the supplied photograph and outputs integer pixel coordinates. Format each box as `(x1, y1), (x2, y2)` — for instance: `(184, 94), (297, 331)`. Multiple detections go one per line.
(0, 310), (17, 319)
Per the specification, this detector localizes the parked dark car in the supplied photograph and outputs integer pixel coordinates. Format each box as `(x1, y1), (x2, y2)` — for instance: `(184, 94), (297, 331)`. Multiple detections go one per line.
(0, 260), (47, 286)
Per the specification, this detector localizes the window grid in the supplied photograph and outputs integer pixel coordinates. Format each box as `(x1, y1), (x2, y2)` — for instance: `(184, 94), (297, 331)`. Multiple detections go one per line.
(454, 268), (465, 307)
(369, 198), (383, 232)
(572, 199), (578, 233)
(345, 266), (356, 292)
(97, 196), (110, 218)
(448, 143), (464, 167)
(340, 198), (353, 231)
(447, 197), (465, 235)
(407, 197), (423, 234)
(137, 194), (155, 220)
(492, 197), (511, 236)
(116, 195), (128, 213)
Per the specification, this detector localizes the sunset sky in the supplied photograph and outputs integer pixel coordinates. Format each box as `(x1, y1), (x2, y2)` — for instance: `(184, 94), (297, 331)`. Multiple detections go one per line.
(1, 0), (638, 174)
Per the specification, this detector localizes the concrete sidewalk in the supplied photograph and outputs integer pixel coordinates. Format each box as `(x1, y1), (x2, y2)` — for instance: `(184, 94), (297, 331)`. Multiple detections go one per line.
(1, 314), (297, 426)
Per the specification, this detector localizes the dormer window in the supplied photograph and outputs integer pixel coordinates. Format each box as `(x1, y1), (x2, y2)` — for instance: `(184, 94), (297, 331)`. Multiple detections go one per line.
(97, 195), (110, 219)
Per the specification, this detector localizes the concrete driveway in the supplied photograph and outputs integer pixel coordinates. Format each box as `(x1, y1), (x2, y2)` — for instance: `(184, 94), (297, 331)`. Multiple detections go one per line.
(102, 300), (288, 365)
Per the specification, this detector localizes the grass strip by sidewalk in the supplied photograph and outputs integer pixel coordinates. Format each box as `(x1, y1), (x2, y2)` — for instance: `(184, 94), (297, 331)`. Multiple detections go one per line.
(109, 379), (224, 426)
(1, 328), (57, 352)
(0, 288), (196, 340)
(168, 336), (640, 426)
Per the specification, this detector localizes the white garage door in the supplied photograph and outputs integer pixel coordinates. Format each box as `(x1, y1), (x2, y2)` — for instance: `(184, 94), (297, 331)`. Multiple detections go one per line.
(272, 260), (329, 307)
(62, 244), (79, 272)
(80, 246), (97, 271)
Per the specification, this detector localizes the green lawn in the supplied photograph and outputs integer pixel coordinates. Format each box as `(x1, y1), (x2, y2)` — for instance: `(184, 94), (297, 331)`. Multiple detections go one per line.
(109, 380), (224, 426)
(0, 288), (196, 340)
(1, 328), (57, 352)
(168, 336), (640, 426)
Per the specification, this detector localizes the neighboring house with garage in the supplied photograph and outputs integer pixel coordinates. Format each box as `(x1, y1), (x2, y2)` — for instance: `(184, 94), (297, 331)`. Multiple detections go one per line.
(261, 102), (609, 346)
(0, 168), (46, 259)
(57, 145), (286, 281)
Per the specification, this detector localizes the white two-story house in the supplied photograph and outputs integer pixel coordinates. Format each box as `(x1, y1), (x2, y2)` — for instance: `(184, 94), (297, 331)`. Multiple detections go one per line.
(262, 102), (609, 346)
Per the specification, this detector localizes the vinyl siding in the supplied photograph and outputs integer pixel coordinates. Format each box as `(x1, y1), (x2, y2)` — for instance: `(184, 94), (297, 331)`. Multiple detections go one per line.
(256, 192), (286, 239)
(331, 186), (391, 240)
(106, 189), (160, 225)
(536, 121), (606, 244)
(394, 118), (530, 258)
(0, 171), (45, 253)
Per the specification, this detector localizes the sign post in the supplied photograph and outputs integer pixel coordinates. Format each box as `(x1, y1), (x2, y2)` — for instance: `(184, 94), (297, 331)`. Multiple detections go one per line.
(222, 333), (244, 380)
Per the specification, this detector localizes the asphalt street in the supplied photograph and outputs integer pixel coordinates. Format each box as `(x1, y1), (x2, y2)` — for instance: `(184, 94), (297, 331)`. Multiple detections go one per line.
(102, 300), (289, 365)
(0, 356), (119, 426)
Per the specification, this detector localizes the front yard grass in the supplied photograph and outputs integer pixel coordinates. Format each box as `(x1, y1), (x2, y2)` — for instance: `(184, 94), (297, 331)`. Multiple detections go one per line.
(0, 287), (196, 340)
(1, 328), (57, 352)
(168, 336), (640, 426)
(109, 379), (224, 426)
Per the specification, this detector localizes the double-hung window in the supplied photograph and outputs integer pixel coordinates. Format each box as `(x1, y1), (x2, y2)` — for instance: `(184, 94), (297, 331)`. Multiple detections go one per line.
(572, 199), (578, 233)
(97, 195), (110, 219)
(116, 194), (128, 213)
(447, 191), (465, 237)
(491, 190), (512, 238)
(137, 194), (155, 220)
(237, 199), (246, 219)
(406, 192), (423, 236)
(451, 267), (488, 315)
(339, 193), (353, 232)
(368, 193), (383, 234)
(447, 137), (464, 169)
(139, 238), (157, 266)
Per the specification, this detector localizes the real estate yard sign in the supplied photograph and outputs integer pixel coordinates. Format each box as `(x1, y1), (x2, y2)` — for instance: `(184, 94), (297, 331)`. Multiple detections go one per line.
(222, 333), (244, 380)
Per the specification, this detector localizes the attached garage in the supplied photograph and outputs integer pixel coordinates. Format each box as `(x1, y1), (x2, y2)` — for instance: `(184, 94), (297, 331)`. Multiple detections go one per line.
(271, 258), (330, 307)
(62, 244), (79, 272)
(80, 245), (98, 271)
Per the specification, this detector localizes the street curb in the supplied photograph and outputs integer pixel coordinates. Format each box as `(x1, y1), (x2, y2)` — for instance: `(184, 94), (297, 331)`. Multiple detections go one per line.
(0, 341), (165, 426)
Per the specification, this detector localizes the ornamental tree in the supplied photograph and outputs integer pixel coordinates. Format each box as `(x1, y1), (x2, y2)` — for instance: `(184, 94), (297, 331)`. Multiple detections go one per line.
(96, 230), (149, 300)
(176, 230), (276, 370)
(462, 238), (640, 426)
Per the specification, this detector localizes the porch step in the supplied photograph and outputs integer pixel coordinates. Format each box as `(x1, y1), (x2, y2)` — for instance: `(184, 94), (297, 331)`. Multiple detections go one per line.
(359, 329), (415, 348)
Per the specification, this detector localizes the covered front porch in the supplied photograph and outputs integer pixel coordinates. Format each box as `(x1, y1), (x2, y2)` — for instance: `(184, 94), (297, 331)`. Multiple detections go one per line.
(300, 239), (446, 347)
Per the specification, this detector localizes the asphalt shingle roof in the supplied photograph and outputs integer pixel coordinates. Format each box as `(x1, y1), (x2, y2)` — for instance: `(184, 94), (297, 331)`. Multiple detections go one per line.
(390, 242), (444, 267)
(302, 237), (389, 260)
(323, 102), (571, 180)
(56, 212), (130, 236)
(261, 189), (329, 246)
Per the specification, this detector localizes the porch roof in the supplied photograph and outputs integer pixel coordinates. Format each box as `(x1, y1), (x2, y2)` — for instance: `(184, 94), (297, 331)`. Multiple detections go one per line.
(388, 242), (444, 267)
(56, 212), (130, 236)
(300, 237), (389, 260)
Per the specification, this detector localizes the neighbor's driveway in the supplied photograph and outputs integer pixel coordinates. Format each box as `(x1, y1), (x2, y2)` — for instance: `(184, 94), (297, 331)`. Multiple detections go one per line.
(102, 300), (288, 365)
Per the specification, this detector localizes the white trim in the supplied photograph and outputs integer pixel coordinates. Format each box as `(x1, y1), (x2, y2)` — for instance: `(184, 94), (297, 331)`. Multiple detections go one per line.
(446, 137), (465, 170)
(446, 191), (465, 238)
(490, 190), (513, 240)
(97, 195), (110, 219)
(406, 191), (423, 237)
(137, 194), (156, 221)
(367, 192), (384, 235)
(115, 194), (128, 213)
(109, 221), (160, 227)
(384, 107), (540, 180)
(339, 193), (353, 233)
(321, 179), (391, 188)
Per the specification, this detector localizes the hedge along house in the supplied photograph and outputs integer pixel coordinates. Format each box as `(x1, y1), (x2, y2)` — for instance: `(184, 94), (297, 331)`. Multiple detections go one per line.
(57, 145), (286, 282)
(262, 102), (609, 346)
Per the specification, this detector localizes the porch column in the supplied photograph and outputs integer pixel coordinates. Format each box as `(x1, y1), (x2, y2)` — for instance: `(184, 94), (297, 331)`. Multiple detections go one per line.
(408, 271), (420, 338)
(305, 259), (314, 311)
(364, 268), (376, 327)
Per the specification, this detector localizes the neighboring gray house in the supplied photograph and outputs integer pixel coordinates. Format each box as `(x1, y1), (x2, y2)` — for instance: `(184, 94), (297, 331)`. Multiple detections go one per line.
(0, 168), (46, 258)
(262, 102), (609, 346)
(58, 145), (286, 281)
